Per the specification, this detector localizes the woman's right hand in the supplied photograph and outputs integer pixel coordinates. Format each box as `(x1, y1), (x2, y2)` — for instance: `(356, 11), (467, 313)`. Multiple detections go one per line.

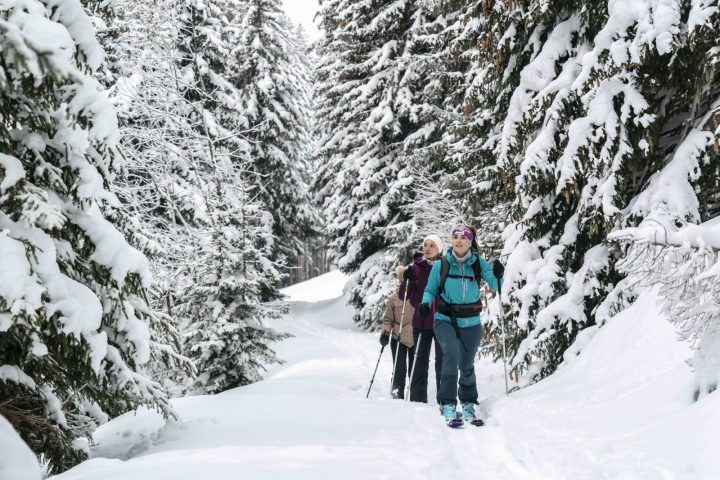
(379, 331), (390, 346)
(396, 264), (414, 282)
(404, 265), (414, 281)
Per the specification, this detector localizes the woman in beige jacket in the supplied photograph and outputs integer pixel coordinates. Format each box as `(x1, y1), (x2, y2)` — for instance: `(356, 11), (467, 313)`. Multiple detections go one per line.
(380, 290), (415, 399)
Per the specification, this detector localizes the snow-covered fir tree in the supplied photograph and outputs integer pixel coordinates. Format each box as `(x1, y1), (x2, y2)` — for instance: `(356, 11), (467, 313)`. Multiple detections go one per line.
(285, 23), (325, 284)
(488, 0), (720, 383)
(411, 0), (516, 218)
(479, 0), (607, 381)
(0, 0), (175, 472)
(315, 0), (455, 329)
(235, 0), (317, 288)
(172, 0), (289, 393)
(176, 0), (250, 153)
(315, 0), (416, 273)
(608, 2), (720, 400)
(178, 166), (289, 394)
(404, 1), (515, 259)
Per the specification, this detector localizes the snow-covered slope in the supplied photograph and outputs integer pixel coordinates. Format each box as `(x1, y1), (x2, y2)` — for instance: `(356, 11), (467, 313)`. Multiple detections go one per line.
(51, 271), (718, 479)
(492, 291), (719, 478)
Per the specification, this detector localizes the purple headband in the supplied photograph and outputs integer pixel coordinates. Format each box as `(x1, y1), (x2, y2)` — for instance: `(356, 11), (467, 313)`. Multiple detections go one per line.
(451, 225), (474, 242)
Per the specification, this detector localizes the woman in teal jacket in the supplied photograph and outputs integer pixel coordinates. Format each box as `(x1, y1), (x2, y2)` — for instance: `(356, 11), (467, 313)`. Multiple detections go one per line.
(419, 225), (503, 426)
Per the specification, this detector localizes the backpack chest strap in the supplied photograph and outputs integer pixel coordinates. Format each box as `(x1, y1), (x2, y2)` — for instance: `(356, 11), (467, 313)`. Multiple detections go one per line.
(445, 274), (476, 280)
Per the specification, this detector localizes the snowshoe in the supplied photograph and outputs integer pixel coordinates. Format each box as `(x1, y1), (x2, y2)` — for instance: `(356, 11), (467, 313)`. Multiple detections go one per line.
(447, 417), (464, 428)
(442, 404), (463, 428)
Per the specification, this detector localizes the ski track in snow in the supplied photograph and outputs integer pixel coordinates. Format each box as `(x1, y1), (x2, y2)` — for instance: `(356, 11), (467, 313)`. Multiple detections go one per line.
(51, 272), (719, 480)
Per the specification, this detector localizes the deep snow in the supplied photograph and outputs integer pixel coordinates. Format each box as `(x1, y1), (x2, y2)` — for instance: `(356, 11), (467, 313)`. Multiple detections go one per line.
(51, 271), (719, 479)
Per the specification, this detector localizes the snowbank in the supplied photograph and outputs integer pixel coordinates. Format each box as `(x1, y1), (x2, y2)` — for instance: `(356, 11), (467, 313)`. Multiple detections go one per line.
(0, 415), (42, 480)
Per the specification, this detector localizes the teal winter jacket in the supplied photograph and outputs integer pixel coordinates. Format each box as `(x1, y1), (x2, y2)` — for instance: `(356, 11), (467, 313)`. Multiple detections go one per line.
(421, 248), (501, 328)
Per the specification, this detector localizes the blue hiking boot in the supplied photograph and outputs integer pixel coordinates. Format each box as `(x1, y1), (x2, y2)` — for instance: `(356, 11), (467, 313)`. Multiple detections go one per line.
(462, 403), (484, 427)
(441, 404), (456, 420)
(461, 403), (476, 421)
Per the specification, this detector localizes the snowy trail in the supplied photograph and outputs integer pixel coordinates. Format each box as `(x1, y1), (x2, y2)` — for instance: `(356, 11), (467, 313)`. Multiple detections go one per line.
(52, 271), (518, 479)
(53, 271), (719, 480)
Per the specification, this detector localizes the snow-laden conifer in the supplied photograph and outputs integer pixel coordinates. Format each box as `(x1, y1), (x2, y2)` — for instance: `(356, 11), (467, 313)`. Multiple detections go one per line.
(608, 7), (720, 396)
(315, 0), (458, 328)
(0, 0), (174, 472)
(235, 0), (316, 285)
(315, 0), (416, 273)
(488, 0), (720, 384)
(171, 0), (289, 393)
(177, 157), (289, 394)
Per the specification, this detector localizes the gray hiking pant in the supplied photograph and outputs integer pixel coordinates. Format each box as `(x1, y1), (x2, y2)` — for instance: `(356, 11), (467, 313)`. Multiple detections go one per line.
(433, 321), (483, 406)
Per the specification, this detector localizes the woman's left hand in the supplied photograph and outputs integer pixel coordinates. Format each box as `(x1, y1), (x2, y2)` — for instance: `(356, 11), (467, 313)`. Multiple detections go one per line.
(492, 260), (504, 279)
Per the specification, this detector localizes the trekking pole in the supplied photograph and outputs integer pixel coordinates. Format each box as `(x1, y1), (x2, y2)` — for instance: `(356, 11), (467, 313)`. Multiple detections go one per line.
(498, 280), (509, 397)
(390, 279), (410, 398)
(404, 332), (422, 401)
(366, 344), (386, 398)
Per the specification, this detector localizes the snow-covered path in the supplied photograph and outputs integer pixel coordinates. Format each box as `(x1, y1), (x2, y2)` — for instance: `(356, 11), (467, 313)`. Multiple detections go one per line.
(53, 272), (719, 480)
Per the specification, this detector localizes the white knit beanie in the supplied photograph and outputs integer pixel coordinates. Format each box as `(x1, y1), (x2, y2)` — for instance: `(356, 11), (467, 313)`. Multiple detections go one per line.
(423, 234), (445, 255)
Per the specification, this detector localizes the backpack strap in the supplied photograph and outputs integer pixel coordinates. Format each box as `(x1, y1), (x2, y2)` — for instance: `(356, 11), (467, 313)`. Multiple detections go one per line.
(471, 258), (483, 289)
(439, 256), (451, 296)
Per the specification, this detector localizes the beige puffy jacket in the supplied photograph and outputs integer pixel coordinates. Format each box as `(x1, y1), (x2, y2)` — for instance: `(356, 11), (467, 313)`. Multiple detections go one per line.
(382, 293), (414, 348)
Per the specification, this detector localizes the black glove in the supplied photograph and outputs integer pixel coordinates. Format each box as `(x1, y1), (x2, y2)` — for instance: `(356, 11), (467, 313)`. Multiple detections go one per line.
(404, 264), (414, 282)
(379, 331), (390, 346)
(492, 260), (505, 280)
(419, 303), (431, 318)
